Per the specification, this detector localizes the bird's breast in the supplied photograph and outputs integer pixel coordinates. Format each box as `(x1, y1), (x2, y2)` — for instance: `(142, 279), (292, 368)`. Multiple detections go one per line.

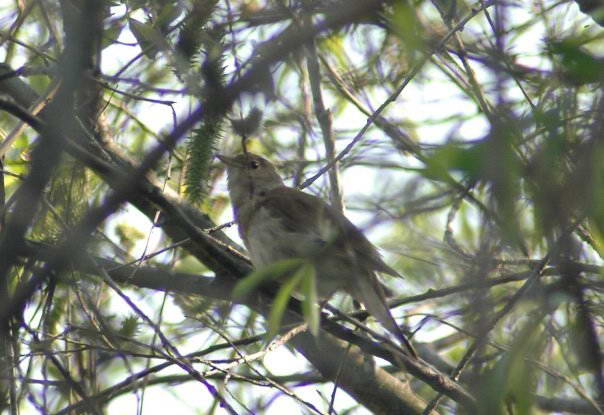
(243, 205), (325, 263)
(241, 205), (349, 298)
(244, 206), (294, 267)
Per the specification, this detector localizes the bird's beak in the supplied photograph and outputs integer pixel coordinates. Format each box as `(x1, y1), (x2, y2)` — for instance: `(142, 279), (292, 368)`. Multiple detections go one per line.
(216, 154), (236, 166)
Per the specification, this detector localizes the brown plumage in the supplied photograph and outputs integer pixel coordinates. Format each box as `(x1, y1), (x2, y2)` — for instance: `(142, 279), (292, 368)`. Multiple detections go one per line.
(218, 152), (416, 357)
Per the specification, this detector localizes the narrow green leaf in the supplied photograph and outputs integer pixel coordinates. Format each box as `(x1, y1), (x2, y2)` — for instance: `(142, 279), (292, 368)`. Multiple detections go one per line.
(300, 264), (319, 336)
(422, 142), (484, 183)
(128, 18), (168, 58)
(156, 3), (180, 31)
(266, 270), (304, 341)
(233, 258), (304, 299)
(549, 39), (604, 85)
(476, 313), (545, 415)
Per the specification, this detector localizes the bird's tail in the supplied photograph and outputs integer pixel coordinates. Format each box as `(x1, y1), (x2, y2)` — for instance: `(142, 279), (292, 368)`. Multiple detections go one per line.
(351, 273), (417, 358)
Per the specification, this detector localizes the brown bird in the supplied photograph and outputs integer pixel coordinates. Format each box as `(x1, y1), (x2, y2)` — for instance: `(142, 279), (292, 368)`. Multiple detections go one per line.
(218, 152), (416, 357)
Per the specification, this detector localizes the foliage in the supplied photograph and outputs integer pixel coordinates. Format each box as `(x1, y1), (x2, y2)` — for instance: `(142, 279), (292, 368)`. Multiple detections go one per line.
(0, 0), (603, 414)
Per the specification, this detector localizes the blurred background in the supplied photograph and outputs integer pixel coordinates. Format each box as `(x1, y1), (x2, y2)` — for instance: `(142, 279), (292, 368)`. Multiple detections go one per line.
(0, 0), (603, 414)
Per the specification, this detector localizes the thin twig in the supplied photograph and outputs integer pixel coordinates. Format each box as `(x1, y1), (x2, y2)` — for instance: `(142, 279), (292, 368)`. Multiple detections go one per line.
(300, 0), (496, 189)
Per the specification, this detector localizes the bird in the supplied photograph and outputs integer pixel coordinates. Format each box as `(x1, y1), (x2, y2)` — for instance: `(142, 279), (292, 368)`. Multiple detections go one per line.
(217, 152), (416, 357)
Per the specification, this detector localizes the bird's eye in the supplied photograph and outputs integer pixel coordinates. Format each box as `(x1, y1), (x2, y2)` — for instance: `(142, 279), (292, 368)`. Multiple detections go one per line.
(250, 160), (260, 169)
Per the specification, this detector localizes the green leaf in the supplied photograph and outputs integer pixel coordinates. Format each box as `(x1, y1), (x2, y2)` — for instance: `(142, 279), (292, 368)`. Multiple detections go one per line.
(233, 258), (305, 299)
(476, 313), (545, 415)
(128, 0), (147, 11)
(300, 264), (319, 336)
(156, 3), (181, 31)
(102, 21), (125, 49)
(420, 142), (483, 183)
(118, 315), (140, 338)
(115, 223), (145, 253)
(266, 268), (305, 341)
(128, 18), (168, 59)
(389, 2), (425, 57)
(549, 39), (604, 85)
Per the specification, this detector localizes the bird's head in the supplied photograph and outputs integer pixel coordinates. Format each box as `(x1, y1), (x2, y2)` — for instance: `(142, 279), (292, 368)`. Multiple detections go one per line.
(217, 153), (284, 205)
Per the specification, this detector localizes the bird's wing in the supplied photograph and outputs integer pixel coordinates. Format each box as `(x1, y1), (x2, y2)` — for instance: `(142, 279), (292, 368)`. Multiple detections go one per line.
(330, 211), (403, 278)
(259, 187), (402, 277)
(255, 187), (331, 246)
